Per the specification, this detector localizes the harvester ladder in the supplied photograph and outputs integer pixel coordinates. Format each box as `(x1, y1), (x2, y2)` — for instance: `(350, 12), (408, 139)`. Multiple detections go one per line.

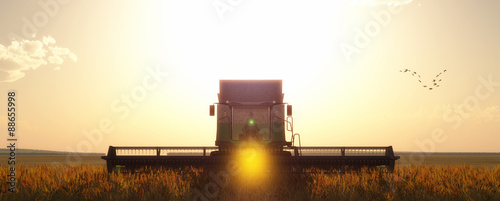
(286, 116), (302, 156)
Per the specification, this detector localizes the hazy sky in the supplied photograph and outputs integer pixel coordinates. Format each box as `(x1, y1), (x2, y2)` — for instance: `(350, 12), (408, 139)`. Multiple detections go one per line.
(1, 0), (499, 153)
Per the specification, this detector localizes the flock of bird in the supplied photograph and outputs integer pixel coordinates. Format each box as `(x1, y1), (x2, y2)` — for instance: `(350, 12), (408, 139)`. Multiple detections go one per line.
(400, 69), (447, 90)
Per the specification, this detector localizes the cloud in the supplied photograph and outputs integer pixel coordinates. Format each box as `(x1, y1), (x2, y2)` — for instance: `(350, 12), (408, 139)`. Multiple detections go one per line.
(0, 69), (25, 82)
(0, 57), (24, 71)
(48, 55), (64, 64)
(22, 40), (46, 58)
(0, 36), (77, 82)
(42, 36), (56, 45)
(346, 0), (413, 6)
(68, 53), (77, 62)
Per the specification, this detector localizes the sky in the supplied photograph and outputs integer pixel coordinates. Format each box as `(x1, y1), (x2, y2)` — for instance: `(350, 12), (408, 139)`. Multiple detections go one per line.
(0, 0), (499, 154)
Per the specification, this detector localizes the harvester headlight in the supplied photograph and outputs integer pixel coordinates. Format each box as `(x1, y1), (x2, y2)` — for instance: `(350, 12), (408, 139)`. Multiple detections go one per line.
(234, 144), (268, 182)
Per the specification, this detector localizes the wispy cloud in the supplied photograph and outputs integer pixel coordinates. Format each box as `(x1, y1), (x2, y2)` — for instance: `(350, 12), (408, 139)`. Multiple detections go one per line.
(0, 36), (77, 82)
(346, 0), (413, 6)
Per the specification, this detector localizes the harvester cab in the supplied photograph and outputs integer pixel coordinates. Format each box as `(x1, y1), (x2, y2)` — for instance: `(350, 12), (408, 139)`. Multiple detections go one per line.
(210, 80), (294, 154)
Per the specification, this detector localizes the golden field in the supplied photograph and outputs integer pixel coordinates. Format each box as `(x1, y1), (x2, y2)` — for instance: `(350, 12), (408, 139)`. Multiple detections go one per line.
(1, 164), (499, 201)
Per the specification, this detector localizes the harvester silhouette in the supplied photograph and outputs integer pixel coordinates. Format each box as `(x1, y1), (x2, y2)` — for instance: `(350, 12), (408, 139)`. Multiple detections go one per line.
(102, 80), (400, 172)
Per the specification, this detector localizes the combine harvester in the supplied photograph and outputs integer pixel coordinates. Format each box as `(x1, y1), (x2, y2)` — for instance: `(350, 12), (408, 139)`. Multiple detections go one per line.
(102, 80), (399, 173)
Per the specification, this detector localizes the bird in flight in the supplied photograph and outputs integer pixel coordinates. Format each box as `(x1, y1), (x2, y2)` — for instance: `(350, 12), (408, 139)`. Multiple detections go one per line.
(400, 69), (447, 90)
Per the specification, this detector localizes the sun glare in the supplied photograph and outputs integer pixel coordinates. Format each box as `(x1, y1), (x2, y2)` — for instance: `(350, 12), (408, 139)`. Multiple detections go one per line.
(233, 142), (269, 182)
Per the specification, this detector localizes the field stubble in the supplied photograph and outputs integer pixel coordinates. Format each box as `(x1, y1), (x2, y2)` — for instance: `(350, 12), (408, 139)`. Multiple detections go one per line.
(1, 164), (499, 201)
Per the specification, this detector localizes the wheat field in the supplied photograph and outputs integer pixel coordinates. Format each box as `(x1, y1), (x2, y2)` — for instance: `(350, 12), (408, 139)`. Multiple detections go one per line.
(1, 164), (499, 201)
